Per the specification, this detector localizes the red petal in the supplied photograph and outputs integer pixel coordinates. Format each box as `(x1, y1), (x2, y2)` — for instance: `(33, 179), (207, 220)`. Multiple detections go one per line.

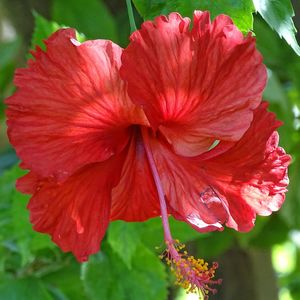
(17, 171), (39, 194)
(121, 11), (266, 157)
(6, 29), (147, 180)
(111, 129), (160, 221)
(203, 103), (291, 231)
(144, 103), (290, 233)
(146, 132), (228, 232)
(25, 154), (124, 262)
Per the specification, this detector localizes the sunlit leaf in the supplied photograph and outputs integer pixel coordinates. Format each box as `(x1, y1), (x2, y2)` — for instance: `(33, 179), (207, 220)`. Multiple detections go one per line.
(253, 0), (300, 56)
(132, 0), (254, 32)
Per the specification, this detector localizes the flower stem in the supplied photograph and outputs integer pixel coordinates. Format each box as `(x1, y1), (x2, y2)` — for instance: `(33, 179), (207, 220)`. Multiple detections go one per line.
(126, 0), (137, 33)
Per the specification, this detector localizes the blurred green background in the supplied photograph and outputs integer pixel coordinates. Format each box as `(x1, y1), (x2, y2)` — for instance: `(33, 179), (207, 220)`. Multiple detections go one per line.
(0, 1), (300, 299)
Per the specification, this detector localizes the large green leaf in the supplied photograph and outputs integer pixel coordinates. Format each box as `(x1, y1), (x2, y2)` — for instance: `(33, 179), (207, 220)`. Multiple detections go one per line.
(108, 217), (204, 266)
(51, 0), (117, 41)
(41, 260), (87, 300)
(132, 0), (254, 32)
(0, 165), (21, 273)
(11, 188), (54, 266)
(107, 221), (141, 269)
(0, 165), (25, 244)
(0, 164), (54, 267)
(253, 0), (300, 56)
(0, 277), (53, 300)
(108, 217), (205, 270)
(82, 243), (167, 300)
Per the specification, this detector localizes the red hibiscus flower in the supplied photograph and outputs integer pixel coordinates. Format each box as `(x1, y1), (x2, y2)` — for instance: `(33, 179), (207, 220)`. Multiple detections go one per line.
(5, 11), (290, 298)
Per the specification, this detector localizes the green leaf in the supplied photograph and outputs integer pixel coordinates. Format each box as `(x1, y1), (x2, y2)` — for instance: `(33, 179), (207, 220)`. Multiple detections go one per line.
(82, 243), (167, 300)
(41, 260), (87, 300)
(31, 13), (85, 52)
(0, 165), (20, 273)
(11, 188), (54, 265)
(0, 164), (54, 267)
(0, 277), (53, 300)
(192, 0), (254, 32)
(0, 165), (25, 243)
(107, 221), (140, 269)
(107, 217), (203, 264)
(253, 0), (300, 56)
(0, 40), (19, 110)
(107, 217), (203, 269)
(51, 0), (117, 41)
(132, 0), (254, 32)
(31, 13), (61, 51)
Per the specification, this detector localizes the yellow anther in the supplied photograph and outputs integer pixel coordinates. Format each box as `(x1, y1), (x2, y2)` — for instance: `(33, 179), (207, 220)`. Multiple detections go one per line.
(158, 238), (221, 299)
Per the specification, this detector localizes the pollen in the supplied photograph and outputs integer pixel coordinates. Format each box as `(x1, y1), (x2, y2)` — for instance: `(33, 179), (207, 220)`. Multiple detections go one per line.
(160, 240), (222, 299)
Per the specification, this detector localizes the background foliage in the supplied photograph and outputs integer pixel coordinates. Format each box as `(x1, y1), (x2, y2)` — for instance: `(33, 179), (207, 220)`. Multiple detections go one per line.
(0, 0), (300, 299)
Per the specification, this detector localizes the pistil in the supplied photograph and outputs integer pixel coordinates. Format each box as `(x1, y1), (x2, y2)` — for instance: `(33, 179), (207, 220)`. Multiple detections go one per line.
(141, 128), (222, 299)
